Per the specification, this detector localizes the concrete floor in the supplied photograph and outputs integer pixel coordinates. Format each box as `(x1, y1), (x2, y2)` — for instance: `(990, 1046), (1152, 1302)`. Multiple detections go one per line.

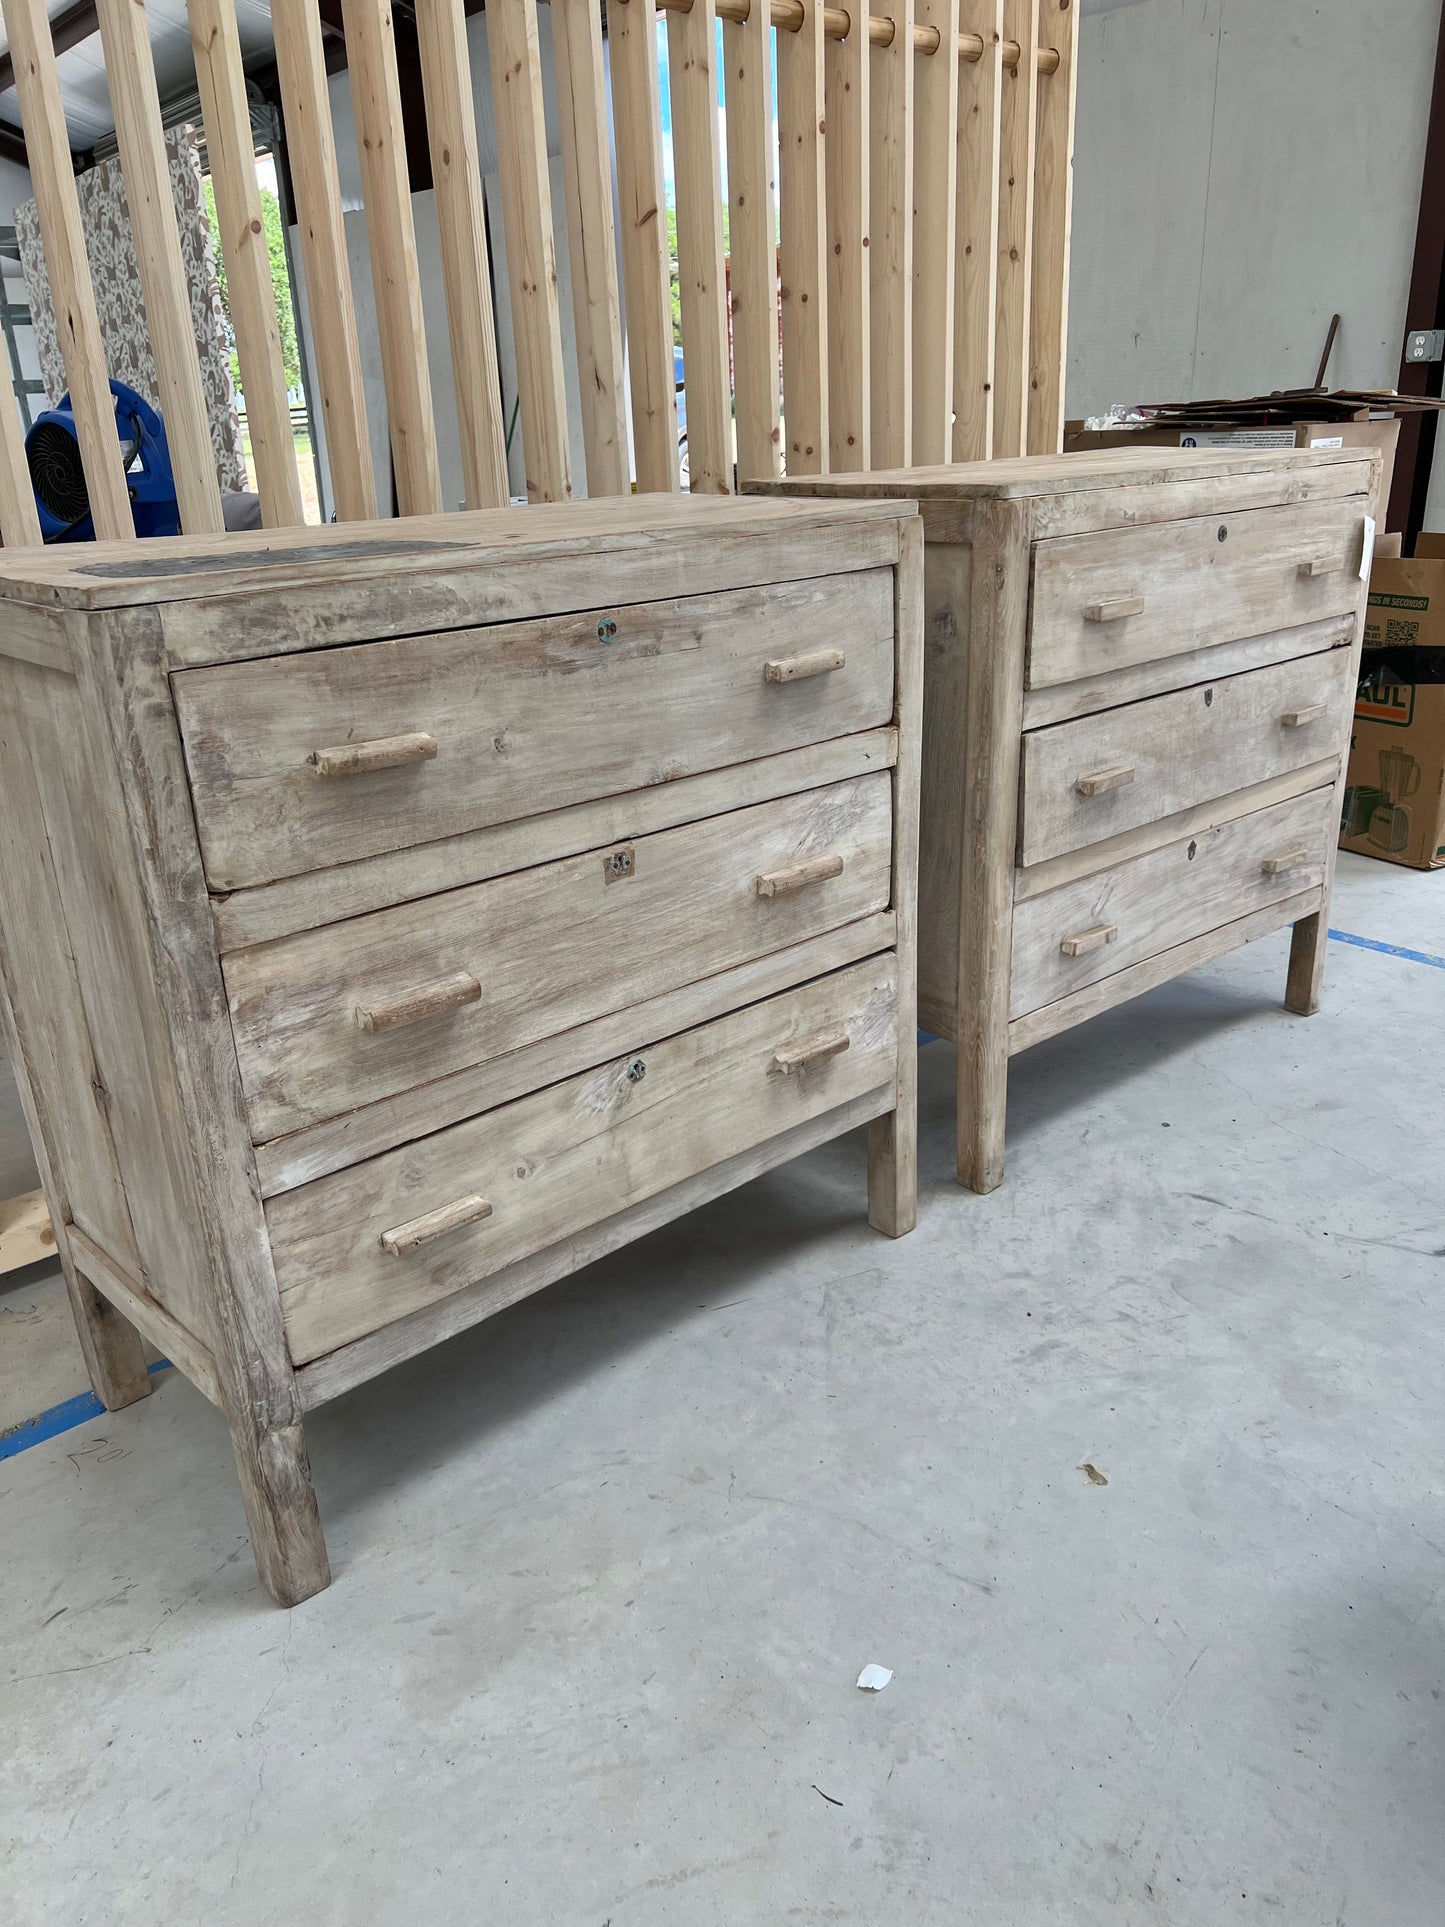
(1, 851), (1442, 1925)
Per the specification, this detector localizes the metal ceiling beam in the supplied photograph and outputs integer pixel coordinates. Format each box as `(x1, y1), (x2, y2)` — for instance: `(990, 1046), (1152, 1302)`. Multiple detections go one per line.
(0, 118), (28, 167)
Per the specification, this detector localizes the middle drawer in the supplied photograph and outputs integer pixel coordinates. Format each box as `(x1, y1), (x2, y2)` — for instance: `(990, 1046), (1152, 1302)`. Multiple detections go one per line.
(1017, 644), (1354, 867)
(224, 772), (893, 1143)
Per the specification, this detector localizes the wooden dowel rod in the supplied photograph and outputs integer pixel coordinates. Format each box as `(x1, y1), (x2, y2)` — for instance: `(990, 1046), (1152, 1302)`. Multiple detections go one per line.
(623, 0), (1060, 68)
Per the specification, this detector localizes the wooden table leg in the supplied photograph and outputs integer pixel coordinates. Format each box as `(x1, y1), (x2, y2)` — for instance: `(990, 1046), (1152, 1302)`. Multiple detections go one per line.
(1285, 907), (1328, 1015)
(228, 1412), (331, 1608)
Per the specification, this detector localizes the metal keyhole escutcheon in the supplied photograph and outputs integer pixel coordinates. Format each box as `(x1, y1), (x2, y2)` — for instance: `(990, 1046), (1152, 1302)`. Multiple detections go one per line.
(626, 1059), (646, 1084)
(597, 615), (618, 643)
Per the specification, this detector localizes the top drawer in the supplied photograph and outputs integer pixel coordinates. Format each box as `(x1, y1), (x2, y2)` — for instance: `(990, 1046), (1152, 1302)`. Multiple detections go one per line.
(172, 571), (896, 891)
(1027, 497), (1366, 690)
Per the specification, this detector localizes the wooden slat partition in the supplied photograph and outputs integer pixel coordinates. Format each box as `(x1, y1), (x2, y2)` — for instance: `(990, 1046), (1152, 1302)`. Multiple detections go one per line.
(666, 0), (733, 493)
(724, 0), (781, 482)
(825, 9), (870, 469)
(1027, 0), (1078, 455)
(991, 0), (1039, 457)
(868, 0), (914, 467)
(3, 0), (134, 540)
(551, 0), (630, 496)
(952, 0), (1003, 460)
(415, 0), (510, 509)
(339, 0), (443, 516)
(0, 0), (1078, 525)
(487, 0), (572, 502)
(608, 0), (679, 492)
(776, 0), (829, 473)
(0, 368), (41, 548)
(910, 0), (958, 463)
(271, 0), (376, 521)
(189, 0), (304, 525)
(96, 0), (224, 535)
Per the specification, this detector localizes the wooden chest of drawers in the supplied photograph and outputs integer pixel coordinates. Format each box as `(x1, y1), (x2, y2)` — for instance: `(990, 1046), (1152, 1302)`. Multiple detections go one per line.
(753, 447), (1378, 1190)
(0, 497), (921, 1605)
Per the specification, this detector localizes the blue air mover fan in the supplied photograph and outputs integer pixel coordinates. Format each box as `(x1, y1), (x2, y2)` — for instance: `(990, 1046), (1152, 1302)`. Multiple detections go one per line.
(26, 379), (180, 542)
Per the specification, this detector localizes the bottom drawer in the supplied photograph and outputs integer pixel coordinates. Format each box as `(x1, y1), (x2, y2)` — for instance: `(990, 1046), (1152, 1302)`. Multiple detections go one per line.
(1009, 787), (1334, 1019)
(268, 952), (899, 1364)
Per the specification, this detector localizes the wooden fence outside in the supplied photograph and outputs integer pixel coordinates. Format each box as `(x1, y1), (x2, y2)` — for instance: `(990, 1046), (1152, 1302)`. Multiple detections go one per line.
(0, 0), (1078, 547)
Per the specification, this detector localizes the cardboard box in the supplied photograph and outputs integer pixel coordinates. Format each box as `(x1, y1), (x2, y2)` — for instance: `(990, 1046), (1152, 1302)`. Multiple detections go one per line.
(1340, 551), (1445, 870)
(1064, 417), (1400, 516)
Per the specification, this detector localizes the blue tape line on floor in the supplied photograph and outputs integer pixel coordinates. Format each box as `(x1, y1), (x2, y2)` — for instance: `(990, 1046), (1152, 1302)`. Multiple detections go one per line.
(1329, 929), (1445, 971)
(0, 1360), (171, 1465)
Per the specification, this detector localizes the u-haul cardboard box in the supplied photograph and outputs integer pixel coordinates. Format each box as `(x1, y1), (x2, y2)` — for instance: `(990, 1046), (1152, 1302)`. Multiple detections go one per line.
(1340, 553), (1445, 870)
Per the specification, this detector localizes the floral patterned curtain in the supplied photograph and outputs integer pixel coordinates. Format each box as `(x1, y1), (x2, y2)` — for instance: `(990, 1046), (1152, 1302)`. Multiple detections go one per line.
(14, 125), (247, 492)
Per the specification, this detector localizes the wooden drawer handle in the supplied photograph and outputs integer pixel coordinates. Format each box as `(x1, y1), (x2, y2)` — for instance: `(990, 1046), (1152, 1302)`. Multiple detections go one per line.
(1084, 596), (1145, 624)
(356, 971), (481, 1035)
(381, 1194), (493, 1257)
(310, 732), (438, 777)
(1075, 765), (1135, 798)
(1281, 703), (1327, 728)
(756, 854), (845, 898)
(1297, 556), (1342, 578)
(763, 648), (846, 683)
(1262, 848), (1311, 878)
(772, 1030), (850, 1075)
(1060, 923), (1118, 958)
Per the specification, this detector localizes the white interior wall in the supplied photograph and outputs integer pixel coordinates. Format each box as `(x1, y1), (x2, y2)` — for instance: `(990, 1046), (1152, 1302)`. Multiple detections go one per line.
(1068, 0), (1439, 420)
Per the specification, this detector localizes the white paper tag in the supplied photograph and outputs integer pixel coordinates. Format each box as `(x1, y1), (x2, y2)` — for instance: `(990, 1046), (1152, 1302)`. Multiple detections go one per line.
(1310, 435), (1345, 449)
(1361, 515), (1377, 581)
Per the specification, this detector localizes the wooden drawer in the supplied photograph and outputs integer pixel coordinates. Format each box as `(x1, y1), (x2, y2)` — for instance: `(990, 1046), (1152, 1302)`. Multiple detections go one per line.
(267, 952), (900, 1364)
(1018, 646), (1354, 866)
(226, 772), (893, 1142)
(1027, 497), (1366, 689)
(173, 572), (896, 890)
(1009, 786), (1334, 1019)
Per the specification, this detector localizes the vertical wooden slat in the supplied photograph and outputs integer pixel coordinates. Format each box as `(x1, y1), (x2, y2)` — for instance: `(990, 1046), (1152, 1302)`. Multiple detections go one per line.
(552, 0), (629, 497)
(776, 0), (829, 473)
(825, 10), (869, 470)
(3, 0), (133, 540)
(724, 1), (780, 484)
(487, 0), (572, 502)
(414, 0), (509, 508)
(992, 0), (1038, 457)
(271, 0), (377, 521)
(189, 0), (305, 526)
(868, 0), (913, 468)
(666, 0), (732, 493)
(609, 0), (679, 492)
(1027, 0), (1078, 455)
(339, 0), (443, 515)
(0, 368), (41, 547)
(96, 0), (224, 535)
(953, 0), (1003, 460)
(910, 0), (959, 464)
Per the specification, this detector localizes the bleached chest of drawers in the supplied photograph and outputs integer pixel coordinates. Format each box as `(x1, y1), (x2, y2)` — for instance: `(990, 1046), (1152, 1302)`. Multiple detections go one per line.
(0, 497), (921, 1605)
(754, 447), (1378, 1191)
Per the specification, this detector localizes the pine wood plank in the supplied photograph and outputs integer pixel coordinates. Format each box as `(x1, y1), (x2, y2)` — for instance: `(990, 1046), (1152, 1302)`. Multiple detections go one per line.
(551, 0), (630, 496)
(339, 0), (443, 515)
(189, 0), (306, 525)
(910, 0), (960, 463)
(777, 0), (829, 472)
(0, 355), (41, 547)
(415, 0), (510, 508)
(487, 0), (573, 501)
(825, 12), (870, 469)
(866, 0), (913, 466)
(96, 0), (225, 536)
(270, 0), (377, 520)
(608, 0), (680, 491)
(1026, 0), (1077, 455)
(991, 0), (1037, 457)
(952, 0), (1003, 460)
(666, 0), (734, 492)
(5, 0), (134, 539)
(724, 4), (781, 482)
